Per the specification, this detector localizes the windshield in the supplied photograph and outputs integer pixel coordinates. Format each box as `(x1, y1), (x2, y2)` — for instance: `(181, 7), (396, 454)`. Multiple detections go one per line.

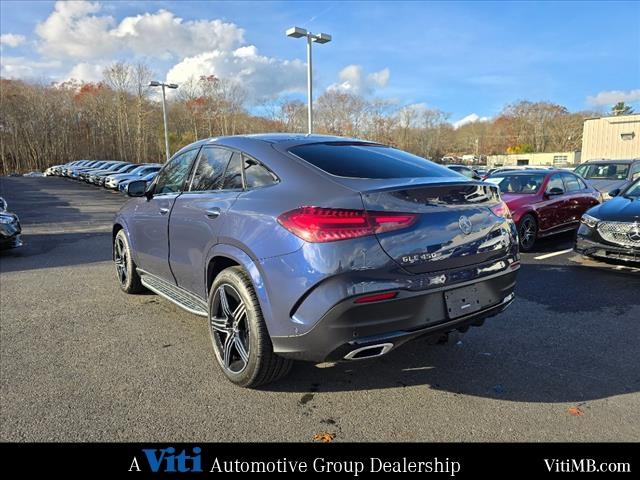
(622, 179), (640, 198)
(136, 166), (160, 176)
(485, 173), (545, 194)
(575, 163), (630, 180)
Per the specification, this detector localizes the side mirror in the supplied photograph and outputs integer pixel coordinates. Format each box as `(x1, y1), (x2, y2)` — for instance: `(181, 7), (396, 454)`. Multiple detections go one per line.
(546, 187), (564, 196)
(608, 188), (621, 197)
(126, 180), (147, 197)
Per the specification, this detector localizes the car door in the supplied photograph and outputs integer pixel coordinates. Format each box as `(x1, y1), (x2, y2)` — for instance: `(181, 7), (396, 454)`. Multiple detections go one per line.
(168, 148), (244, 298)
(561, 172), (586, 225)
(536, 173), (570, 233)
(562, 172), (599, 223)
(129, 148), (199, 283)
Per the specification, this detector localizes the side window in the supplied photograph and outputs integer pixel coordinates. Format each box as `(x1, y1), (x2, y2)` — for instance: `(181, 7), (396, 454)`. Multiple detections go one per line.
(546, 174), (564, 193)
(243, 155), (278, 188)
(562, 172), (582, 192)
(190, 147), (232, 192)
(631, 162), (640, 180)
(155, 149), (199, 195)
(221, 153), (243, 190)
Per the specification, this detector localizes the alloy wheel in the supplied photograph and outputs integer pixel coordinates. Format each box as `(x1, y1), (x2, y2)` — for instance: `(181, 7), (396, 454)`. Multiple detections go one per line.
(519, 217), (536, 250)
(114, 237), (129, 286)
(210, 284), (250, 374)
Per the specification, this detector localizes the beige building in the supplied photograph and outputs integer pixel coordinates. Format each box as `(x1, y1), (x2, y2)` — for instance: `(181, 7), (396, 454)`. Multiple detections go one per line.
(581, 114), (640, 161)
(486, 151), (581, 168)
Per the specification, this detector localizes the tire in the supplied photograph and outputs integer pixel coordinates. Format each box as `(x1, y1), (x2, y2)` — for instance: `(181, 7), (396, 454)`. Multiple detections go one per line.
(518, 214), (538, 252)
(208, 266), (292, 388)
(113, 229), (144, 294)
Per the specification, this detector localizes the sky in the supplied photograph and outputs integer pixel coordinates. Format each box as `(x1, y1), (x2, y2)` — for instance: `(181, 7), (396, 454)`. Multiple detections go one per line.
(1, 0), (639, 126)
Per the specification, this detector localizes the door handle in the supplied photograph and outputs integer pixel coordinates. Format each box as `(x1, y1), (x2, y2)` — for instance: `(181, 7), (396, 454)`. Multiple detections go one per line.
(159, 208), (169, 215)
(206, 208), (221, 219)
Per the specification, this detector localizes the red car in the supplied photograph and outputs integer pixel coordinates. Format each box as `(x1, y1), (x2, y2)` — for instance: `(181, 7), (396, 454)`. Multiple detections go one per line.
(485, 169), (601, 251)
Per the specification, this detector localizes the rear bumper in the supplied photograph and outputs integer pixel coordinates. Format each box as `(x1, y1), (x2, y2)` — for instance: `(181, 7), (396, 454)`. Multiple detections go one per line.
(271, 267), (518, 362)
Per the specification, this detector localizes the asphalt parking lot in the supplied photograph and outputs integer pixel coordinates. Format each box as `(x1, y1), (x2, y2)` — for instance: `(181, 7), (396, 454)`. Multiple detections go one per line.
(1, 176), (639, 442)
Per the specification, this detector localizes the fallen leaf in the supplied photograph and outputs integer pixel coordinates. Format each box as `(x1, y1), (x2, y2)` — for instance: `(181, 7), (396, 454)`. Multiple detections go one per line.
(313, 432), (336, 443)
(568, 406), (584, 417)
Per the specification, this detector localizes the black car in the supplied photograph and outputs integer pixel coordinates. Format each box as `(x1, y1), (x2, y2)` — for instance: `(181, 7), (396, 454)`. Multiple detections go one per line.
(575, 178), (640, 263)
(0, 197), (22, 249)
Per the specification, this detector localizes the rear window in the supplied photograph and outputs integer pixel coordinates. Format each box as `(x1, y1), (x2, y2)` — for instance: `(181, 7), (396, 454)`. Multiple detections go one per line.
(289, 142), (453, 179)
(485, 173), (545, 194)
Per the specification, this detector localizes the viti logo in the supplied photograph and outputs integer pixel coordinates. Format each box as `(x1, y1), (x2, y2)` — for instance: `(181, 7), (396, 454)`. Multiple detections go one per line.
(129, 446), (203, 472)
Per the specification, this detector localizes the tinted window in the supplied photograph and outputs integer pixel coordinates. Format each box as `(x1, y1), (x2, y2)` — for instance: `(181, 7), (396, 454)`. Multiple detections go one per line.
(562, 173), (582, 192)
(546, 174), (564, 193)
(289, 142), (452, 179)
(222, 153), (243, 190)
(486, 174), (545, 194)
(244, 156), (278, 188)
(190, 147), (232, 191)
(630, 162), (640, 179)
(623, 179), (640, 198)
(155, 150), (199, 194)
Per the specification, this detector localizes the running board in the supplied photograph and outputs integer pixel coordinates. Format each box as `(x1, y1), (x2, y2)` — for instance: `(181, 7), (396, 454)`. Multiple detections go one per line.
(139, 271), (208, 317)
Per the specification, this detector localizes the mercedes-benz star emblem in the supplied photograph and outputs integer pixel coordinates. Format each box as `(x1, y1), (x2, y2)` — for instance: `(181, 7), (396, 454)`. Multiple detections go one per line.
(458, 215), (473, 235)
(628, 224), (640, 243)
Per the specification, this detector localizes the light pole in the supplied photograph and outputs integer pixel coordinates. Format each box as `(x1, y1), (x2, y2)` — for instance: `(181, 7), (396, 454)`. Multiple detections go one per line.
(286, 27), (331, 134)
(149, 81), (178, 162)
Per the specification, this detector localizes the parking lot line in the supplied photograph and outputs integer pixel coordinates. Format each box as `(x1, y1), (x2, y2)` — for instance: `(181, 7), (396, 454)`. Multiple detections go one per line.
(533, 248), (574, 260)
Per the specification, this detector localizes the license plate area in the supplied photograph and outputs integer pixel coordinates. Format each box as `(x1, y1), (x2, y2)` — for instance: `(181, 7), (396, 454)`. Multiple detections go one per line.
(444, 283), (498, 319)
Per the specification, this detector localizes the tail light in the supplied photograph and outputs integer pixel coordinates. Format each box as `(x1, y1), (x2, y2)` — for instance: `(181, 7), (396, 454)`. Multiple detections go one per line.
(277, 207), (417, 243)
(490, 201), (512, 219)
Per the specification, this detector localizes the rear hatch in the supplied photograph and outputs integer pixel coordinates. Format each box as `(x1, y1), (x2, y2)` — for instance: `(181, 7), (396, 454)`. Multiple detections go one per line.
(361, 181), (510, 274)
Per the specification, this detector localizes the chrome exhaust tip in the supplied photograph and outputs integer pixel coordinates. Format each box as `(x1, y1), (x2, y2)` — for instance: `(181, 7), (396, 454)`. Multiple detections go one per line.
(344, 343), (394, 360)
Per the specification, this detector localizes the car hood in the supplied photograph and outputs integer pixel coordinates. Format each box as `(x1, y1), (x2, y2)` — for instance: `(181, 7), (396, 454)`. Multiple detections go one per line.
(501, 193), (538, 211)
(587, 195), (640, 222)
(584, 178), (628, 193)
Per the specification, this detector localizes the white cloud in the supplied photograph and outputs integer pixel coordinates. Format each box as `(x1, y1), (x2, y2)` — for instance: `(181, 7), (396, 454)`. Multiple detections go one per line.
(0, 56), (62, 79)
(586, 89), (640, 106)
(35, 1), (244, 60)
(165, 46), (307, 102)
(35, 1), (115, 59)
(111, 9), (244, 59)
(327, 65), (391, 95)
(66, 62), (105, 83)
(0, 33), (27, 48)
(452, 113), (490, 129)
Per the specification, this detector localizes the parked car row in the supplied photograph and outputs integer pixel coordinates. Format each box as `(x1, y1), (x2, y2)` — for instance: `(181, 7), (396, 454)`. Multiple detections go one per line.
(45, 160), (161, 191)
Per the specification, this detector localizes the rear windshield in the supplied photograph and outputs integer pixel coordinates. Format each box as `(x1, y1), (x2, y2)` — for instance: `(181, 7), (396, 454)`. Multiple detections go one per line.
(575, 163), (629, 180)
(289, 142), (453, 179)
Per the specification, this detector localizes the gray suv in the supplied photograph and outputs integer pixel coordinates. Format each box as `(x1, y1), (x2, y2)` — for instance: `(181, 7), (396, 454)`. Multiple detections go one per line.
(113, 134), (519, 387)
(575, 159), (640, 199)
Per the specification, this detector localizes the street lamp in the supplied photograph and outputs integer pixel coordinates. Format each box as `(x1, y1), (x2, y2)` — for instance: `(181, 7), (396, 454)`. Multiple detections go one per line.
(286, 27), (331, 134)
(149, 81), (178, 162)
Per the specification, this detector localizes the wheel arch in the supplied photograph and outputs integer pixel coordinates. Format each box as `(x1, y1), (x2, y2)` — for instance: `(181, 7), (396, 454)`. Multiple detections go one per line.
(204, 244), (275, 337)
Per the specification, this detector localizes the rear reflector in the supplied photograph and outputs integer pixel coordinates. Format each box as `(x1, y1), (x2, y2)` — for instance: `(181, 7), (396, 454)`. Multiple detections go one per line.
(354, 291), (398, 304)
(490, 201), (512, 219)
(277, 207), (417, 243)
